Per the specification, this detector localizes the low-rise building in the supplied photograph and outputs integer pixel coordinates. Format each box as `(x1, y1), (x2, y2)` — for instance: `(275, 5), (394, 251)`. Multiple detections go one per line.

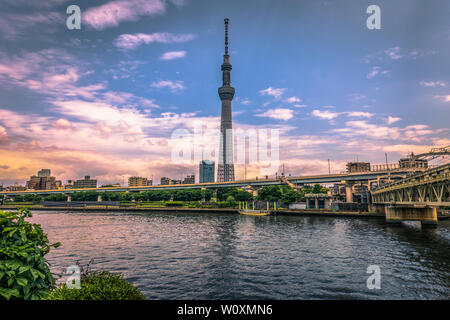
(74, 176), (97, 188)
(7, 185), (26, 192)
(346, 162), (371, 173)
(305, 193), (334, 209)
(128, 176), (149, 187)
(160, 177), (171, 185)
(183, 175), (195, 184)
(399, 156), (428, 169)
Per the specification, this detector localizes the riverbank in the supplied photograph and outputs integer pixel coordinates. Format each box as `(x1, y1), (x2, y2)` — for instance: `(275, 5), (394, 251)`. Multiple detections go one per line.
(2, 205), (449, 220)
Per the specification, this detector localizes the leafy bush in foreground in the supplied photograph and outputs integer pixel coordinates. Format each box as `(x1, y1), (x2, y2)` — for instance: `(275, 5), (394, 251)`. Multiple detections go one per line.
(45, 271), (146, 300)
(0, 208), (60, 300)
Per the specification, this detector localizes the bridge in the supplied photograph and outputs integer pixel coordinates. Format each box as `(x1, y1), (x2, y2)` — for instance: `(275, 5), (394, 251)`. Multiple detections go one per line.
(0, 167), (425, 198)
(371, 163), (450, 227)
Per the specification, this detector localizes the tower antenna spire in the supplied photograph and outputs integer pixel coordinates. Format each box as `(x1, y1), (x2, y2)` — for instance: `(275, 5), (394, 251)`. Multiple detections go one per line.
(224, 18), (229, 55)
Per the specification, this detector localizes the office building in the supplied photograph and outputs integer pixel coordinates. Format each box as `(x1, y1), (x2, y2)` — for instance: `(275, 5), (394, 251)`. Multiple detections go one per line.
(128, 176), (149, 187)
(74, 176), (97, 188)
(199, 160), (215, 183)
(183, 175), (195, 184)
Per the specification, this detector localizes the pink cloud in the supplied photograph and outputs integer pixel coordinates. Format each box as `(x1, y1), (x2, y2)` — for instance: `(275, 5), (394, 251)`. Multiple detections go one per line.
(84, 0), (166, 30)
(115, 33), (196, 50)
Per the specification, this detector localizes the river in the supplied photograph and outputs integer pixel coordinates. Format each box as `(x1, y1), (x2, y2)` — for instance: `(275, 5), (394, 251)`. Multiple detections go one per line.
(28, 211), (450, 299)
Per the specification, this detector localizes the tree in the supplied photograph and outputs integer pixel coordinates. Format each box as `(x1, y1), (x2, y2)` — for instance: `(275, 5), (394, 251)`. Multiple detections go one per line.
(102, 192), (120, 201)
(119, 192), (132, 202)
(257, 186), (282, 202)
(226, 195), (236, 206)
(44, 194), (67, 202)
(202, 190), (213, 202)
(71, 191), (98, 201)
(281, 189), (299, 204)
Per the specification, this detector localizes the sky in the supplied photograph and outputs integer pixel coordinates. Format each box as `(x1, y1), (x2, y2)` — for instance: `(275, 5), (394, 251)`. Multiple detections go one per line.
(0, 0), (449, 186)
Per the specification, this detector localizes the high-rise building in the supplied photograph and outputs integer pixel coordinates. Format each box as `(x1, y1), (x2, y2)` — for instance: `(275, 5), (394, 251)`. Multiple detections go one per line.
(128, 176), (149, 187)
(217, 18), (235, 182)
(38, 169), (51, 177)
(26, 169), (60, 190)
(199, 160), (215, 183)
(74, 176), (97, 188)
(183, 175), (195, 184)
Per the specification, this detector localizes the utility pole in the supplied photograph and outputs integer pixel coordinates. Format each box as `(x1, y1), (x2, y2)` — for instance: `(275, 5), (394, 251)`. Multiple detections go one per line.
(385, 153), (391, 184)
(328, 159), (331, 175)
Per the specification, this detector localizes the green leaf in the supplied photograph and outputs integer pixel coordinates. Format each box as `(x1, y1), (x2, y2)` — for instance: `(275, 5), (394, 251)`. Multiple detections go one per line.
(16, 277), (28, 286)
(18, 266), (30, 274)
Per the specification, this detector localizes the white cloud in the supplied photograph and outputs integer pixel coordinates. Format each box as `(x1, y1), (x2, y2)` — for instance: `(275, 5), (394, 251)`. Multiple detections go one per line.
(151, 80), (186, 92)
(284, 96), (301, 103)
(311, 109), (340, 120)
(257, 108), (294, 121)
(114, 32), (196, 50)
(160, 51), (187, 60)
(420, 81), (447, 87)
(434, 95), (450, 102)
(236, 97), (251, 105)
(346, 111), (373, 118)
(386, 116), (402, 124)
(259, 87), (286, 99)
(384, 46), (403, 60)
(366, 67), (380, 79)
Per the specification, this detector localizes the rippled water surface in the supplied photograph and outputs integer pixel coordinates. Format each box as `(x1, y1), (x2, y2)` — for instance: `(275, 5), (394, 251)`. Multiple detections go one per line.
(28, 211), (450, 299)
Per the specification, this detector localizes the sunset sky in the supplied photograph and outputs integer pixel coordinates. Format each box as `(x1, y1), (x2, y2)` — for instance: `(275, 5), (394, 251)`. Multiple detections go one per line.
(0, 0), (449, 186)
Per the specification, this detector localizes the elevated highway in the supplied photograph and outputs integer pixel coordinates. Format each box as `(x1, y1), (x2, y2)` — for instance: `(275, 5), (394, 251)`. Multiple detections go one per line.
(0, 167), (426, 197)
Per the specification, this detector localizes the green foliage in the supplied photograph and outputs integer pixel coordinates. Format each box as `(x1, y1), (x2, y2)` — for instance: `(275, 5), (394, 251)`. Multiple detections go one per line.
(44, 271), (146, 300)
(281, 189), (300, 204)
(216, 201), (231, 208)
(12, 195), (24, 202)
(302, 184), (329, 194)
(164, 201), (184, 207)
(217, 187), (254, 202)
(135, 189), (212, 202)
(101, 192), (120, 201)
(0, 209), (60, 300)
(71, 191), (98, 201)
(119, 192), (133, 202)
(226, 195), (236, 206)
(10, 195), (43, 203)
(257, 186), (283, 202)
(44, 194), (67, 202)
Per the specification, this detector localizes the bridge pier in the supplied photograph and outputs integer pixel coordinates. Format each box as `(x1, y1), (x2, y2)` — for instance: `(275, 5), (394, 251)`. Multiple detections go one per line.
(385, 205), (438, 227)
(369, 203), (386, 215)
(345, 183), (353, 203)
